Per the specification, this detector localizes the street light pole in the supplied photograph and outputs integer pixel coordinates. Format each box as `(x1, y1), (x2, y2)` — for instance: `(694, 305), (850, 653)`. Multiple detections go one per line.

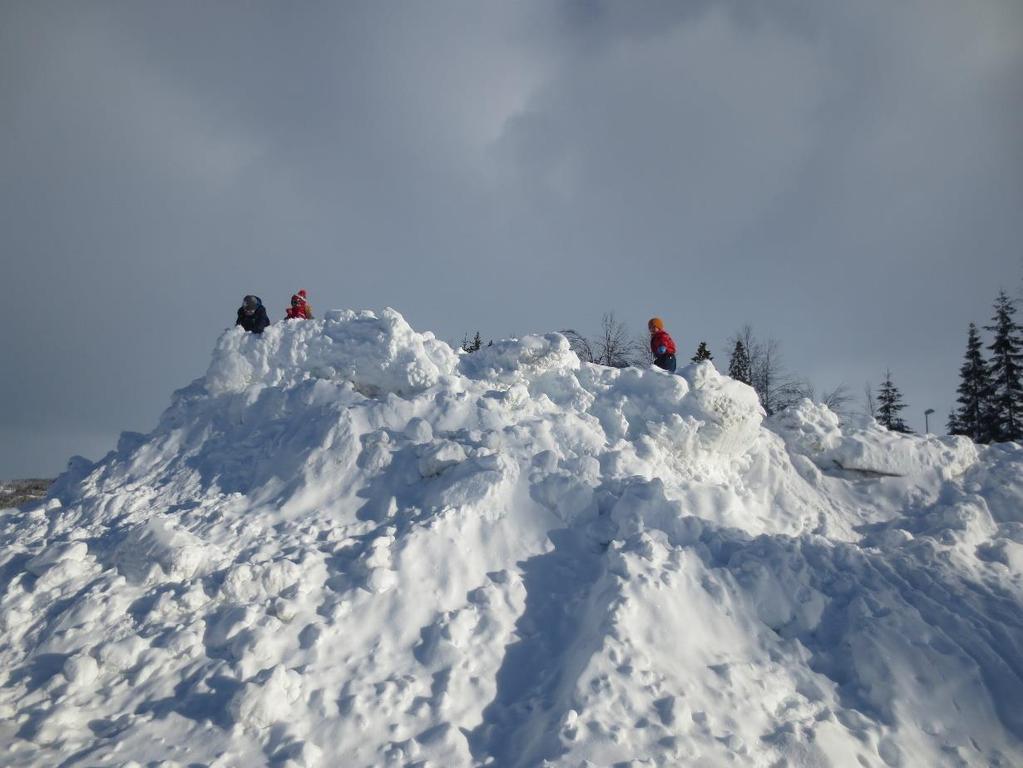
(924, 408), (935, 434)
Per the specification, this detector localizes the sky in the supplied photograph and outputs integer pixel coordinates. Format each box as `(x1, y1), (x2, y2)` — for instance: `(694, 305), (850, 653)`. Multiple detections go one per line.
(2, 0), (1022, 478)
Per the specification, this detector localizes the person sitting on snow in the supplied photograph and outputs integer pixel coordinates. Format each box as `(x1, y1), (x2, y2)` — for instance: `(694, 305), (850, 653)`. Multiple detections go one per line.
(236, 295), (270, 334)
(648, 317), (677, 373)
(285, 289), (313, 320)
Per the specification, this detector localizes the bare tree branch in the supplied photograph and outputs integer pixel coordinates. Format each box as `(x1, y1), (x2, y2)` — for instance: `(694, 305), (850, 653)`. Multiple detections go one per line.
(731, 324), (846, 416)
(863, 381), (876, 419)
(563, 312), (644, 368)
(595, 312), (635, 368)
(821, 384), (852, 414)
(561, 328), (595, 364)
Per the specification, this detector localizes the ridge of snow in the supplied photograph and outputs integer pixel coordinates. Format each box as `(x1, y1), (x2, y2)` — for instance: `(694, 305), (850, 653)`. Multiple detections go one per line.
(1, 308), (1021, 767)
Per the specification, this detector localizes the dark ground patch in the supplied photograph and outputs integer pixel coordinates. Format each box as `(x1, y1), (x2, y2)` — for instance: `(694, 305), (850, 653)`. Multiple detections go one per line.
(0, 479), (52, 509)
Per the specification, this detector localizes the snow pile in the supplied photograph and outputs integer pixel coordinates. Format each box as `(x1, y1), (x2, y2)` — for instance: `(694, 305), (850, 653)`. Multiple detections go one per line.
(1, 308), (1021, 768)
(206, 308), (458, 397)
(772, 399), (979, 480)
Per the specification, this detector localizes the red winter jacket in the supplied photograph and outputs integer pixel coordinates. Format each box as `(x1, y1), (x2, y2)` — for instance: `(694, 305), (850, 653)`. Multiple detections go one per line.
(285, 295), (313, 320)
(650, 330), (676, 357)
(286, 304), (313, 319)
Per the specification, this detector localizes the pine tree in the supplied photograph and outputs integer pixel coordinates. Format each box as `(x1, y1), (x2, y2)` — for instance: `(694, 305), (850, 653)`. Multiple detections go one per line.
(985, 291), (1023, 442)
(691, 342), (713, 363)
(946, 410), (960, 436)
(461, 331), (483, 353)
(876, 369), (911, 433)
(728, 340), (752, 385)
(951, 322), (994, 443)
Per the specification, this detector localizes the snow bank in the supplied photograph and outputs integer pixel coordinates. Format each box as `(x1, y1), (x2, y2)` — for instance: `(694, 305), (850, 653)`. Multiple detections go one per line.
(772, 399), (979, 479)
(205, 307), (458, 397)
(1, 308), (1020, 768)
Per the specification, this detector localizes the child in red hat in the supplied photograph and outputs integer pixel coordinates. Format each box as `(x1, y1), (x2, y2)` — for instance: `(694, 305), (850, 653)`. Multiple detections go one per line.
(285, 290), (314, 320)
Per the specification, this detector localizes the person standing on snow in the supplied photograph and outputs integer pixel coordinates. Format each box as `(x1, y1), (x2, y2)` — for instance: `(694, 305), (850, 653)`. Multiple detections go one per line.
(285, 290), (313, 320)
(648, 317), (677, 373)
(236, 295), (270, 334)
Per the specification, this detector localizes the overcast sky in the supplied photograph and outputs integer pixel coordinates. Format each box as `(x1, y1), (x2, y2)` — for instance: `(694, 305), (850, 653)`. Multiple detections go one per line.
(2, 0), (1022, 478)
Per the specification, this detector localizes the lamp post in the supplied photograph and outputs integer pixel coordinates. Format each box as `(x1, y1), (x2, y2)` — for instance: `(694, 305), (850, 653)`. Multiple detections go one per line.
(924, 408), (935, 433)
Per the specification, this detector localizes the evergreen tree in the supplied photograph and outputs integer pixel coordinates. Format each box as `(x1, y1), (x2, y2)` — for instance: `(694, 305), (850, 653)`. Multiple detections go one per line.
(728, 340), (752, 385)
(951, 322), (994, 443)
(985, 291), (1023, 441)
(461, 331), (483, 353)
(876, 369), (911, 433)
(691, 341), (713, 363)
(946, 410), (960, 436)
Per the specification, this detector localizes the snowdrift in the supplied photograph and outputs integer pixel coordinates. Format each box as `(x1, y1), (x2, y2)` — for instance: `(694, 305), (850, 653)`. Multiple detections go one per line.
(1, 309), (1021, 768)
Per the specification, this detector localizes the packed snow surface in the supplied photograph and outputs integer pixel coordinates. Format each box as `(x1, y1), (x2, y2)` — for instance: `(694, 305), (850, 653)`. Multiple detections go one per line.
(2, 308), (1021, 767)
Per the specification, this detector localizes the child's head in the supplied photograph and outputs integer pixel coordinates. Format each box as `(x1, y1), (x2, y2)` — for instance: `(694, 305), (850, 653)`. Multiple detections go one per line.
(648, 317), (664, 334)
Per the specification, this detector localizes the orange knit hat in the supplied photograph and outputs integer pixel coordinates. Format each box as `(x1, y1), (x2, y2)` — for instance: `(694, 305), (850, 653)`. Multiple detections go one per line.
(648, 317), (664, 332)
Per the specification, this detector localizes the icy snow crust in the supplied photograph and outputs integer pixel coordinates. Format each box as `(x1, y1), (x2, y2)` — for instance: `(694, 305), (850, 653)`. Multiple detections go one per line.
(1, 309), (1021, 768)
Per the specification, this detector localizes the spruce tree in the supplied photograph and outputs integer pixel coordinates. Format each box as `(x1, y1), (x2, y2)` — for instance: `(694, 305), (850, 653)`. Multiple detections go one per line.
(985, 291), (1023, 441)
(691, 342), (713, 363)
(876, 369), (911, 433)
(946, 410), (960, 436)
(951, 322), (994, 443)
(461, 331), (483, 353)
(728, 340), (752, 385)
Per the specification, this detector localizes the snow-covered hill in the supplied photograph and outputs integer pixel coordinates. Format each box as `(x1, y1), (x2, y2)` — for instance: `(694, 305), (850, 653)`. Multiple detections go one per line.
(2, 309), (1021, 767)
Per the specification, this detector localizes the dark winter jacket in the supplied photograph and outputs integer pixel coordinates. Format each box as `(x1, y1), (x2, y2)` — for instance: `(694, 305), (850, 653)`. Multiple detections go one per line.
(654, 353), (677, 373)
(236, 299), (270, 334)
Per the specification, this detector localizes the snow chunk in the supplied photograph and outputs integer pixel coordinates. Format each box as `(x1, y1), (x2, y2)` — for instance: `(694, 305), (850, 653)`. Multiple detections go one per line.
(63, 653), (99, 686)
(404, 417), (433, 444)
(458, 333), (579, 384)
(26, 541), (90, 578)
(229, 664), (304, 731)
(221, 558), (303, 602)
(678, 361), (764, 454)
(417, 440), (467, 477)
(112, 516), (220, 583)
(768, 399), (843, 457)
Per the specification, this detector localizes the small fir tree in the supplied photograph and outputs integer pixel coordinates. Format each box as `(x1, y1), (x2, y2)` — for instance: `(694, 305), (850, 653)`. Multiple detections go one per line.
(951, 322), (995, 443)
(985, 291), (1023, 441)
(691, 341), (713, 363)
(728, 340), (752, 384)
(461, 331), (483, 353)
(876, 369), (911, 433)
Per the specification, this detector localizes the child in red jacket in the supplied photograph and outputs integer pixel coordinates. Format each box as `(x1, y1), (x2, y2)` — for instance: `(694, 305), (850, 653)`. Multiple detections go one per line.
(285, 290), (313, 320)
(648, 317), (677, 372)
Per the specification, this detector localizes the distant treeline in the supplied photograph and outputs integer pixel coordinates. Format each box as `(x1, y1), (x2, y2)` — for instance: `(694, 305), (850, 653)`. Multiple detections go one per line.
(459, 285), (1023, 442)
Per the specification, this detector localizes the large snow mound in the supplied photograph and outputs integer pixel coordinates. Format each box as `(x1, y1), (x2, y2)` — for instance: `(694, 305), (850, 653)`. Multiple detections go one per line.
(1, 308), (1021, 768)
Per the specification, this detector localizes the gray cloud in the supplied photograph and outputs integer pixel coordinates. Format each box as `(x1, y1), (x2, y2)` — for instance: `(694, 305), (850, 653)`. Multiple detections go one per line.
(2, 0), (1021, 476)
